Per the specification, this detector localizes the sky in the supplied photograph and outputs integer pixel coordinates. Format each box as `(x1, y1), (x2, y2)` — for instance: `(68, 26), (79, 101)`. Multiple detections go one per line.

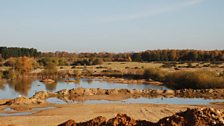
(0, 0), (223, 52)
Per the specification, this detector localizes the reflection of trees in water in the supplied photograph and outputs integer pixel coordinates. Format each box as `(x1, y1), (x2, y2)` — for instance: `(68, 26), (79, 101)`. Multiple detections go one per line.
(74, 78), (80, 84)
(44, 82), (57, 92)
(0, 80), (6, 90)
(8, 78), (32, 96)
(82, 78), (93, 84)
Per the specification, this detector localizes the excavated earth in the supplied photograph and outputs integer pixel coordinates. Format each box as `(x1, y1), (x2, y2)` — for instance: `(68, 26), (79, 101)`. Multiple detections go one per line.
(58, 107), (224, 126)
(1, 88), (224, 126)
(1, 88), (224, 105)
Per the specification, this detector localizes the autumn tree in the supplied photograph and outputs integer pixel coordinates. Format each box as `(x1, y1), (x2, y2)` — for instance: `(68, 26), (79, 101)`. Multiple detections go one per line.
(41, 57), (58, 76)
(15, 57), (34, 75)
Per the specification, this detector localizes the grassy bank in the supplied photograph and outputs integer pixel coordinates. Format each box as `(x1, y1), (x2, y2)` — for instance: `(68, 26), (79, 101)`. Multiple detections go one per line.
(165, 70), (224, 89)
(1, 61), (223, 89)
(143, 68), (224, 89)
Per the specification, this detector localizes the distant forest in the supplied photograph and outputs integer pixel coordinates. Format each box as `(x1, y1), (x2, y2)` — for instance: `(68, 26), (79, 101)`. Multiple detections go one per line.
(0, 47), (223, 62)
(0, 47), (40, 58)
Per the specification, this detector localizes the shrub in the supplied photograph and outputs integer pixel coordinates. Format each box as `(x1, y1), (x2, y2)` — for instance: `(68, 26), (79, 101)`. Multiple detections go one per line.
(186, 62), (193, 68)
(93, 58), (103, 65)
(82, 69), (93, 76)
(143, 68), (167, 81)
(134, 67), (139, 69)
(4, 58), (17, 67)
(42, 62), (58, 75)
(5, 69), (20, 79)
(166, 70), (224, 89)
(102, 69), (122, 75)
(161, 62), (177, 68)
(72, 58), (103, 66)
(73, 69), (81, 77)
(0, 72), (3, 79)
(96, 66), (105, 69)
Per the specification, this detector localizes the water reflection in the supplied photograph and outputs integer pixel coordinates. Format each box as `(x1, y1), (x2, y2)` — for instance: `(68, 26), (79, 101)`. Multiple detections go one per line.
(74, 78), (81, 84)
(82, 78), (93, 84)
(44, 82), (57, 91)
(0, 80), (5, 90)
(0, 78), (169, 99)
(8, 78), (32, 96)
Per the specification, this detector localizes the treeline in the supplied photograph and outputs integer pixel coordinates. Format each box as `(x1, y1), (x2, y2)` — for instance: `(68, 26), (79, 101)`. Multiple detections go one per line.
(43, 50), (224, 62)
(1, 47), (223, 62)
(131, 50), (224, 62)
(0, 47), (40, 59)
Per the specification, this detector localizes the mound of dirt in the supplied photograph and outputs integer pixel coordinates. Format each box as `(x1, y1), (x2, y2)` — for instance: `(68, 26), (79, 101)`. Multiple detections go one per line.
(158, 107), (224, 126)
(58, 107), (224, 126)
(2, 96), (45, 105)
(107, 114), (136, 126)
(58, 119), (76, 126)
(78, 116), (107, 126)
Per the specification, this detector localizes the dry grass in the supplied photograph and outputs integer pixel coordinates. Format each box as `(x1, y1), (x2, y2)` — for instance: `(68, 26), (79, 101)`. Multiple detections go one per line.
(166, 70), (224, 89)
(54, 61), (224, 76)
(55, 62), (163, 75)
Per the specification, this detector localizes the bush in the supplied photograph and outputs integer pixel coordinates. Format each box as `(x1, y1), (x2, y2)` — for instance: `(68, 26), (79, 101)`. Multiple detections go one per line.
(102, 69), (122, 75)
(0, 72), (3, 79)
(186, 62), (193, 68)
(161, 62), (177, 68)
(42, 62), (58, 75)
(166, 70), (224, 89)
(82, 69), (93, 76)
(143, 68), (167, 81)
(72, 58), (103, 66)
(4, 69), (20, 79)
(73, 69), (81, 77)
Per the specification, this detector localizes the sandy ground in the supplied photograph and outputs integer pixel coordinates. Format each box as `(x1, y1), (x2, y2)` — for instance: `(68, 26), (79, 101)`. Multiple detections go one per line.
(0, 103), (210, 126)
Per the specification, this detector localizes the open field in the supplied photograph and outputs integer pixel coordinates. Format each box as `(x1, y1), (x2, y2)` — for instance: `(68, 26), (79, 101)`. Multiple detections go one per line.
(57, 61), (224, 74)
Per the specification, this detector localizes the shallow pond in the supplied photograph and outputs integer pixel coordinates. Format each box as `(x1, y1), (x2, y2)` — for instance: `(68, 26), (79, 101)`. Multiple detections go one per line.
(1, 78), (223, 105)
(0, 78), (168, 99)
(47, 97), (224, 105)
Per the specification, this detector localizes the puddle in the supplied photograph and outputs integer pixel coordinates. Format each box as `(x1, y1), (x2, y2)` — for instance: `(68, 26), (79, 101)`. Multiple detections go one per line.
(0, 111), (33, 116)
(47, 97), (224, 105)
(0, 106), (56, 116)
(3, 107), (15, 112)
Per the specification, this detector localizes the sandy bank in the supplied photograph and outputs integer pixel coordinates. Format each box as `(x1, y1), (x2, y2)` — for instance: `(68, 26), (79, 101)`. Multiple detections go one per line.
(0, 103), (204, 126)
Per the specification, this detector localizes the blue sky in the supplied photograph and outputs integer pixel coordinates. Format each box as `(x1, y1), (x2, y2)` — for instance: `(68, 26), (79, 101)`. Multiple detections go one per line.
(0, 0), (223, 52)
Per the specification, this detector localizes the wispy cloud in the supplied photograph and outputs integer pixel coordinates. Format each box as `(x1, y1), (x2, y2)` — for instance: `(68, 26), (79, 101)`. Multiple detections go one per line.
(98, 0), (204, 23)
